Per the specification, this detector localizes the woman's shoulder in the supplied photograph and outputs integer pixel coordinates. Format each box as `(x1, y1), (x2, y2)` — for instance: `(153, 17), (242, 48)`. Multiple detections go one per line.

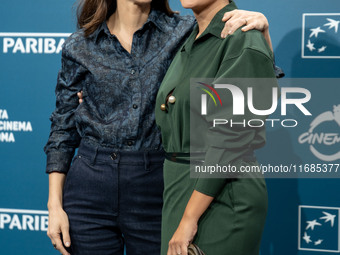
(169, 13), (196, 26)
(65, 30), (86, 43)
(223, 28), (273, 61)
(158, 11), (196, 33)
(61, 29), (87, 53)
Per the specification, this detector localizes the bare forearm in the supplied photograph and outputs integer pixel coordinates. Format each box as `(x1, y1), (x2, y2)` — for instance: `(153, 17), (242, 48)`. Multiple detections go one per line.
(47, 172), (66, 209)
(167, 190), (214, 253)
(47, 172), (71, 255)
(182, 190), (214, 222)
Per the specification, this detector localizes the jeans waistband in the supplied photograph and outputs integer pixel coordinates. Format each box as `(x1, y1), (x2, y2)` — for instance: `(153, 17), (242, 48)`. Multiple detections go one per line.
(78, 140), (165, 166)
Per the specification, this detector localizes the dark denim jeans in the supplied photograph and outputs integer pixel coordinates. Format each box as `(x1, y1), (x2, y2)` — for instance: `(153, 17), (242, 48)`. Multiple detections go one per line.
(63, 141), (164, 255)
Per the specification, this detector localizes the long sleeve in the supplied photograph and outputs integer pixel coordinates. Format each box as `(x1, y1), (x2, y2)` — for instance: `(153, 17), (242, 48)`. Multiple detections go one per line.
(194, 39), (278, 197)
(44, 45), (86, 174)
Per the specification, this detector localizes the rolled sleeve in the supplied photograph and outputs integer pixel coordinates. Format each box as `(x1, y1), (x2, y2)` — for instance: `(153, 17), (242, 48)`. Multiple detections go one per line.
(44, 45), (86, 174)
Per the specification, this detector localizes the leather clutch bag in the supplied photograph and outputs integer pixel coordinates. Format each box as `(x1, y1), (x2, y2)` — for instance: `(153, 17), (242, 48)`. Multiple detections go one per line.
(188, 244), (205, 255)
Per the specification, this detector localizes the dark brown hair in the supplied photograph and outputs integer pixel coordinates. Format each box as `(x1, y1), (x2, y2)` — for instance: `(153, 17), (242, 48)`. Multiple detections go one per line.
(77, 0), (175, 37)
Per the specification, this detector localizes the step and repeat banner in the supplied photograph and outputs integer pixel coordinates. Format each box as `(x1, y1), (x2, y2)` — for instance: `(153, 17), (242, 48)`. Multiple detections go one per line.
(0, 0), (339, 254)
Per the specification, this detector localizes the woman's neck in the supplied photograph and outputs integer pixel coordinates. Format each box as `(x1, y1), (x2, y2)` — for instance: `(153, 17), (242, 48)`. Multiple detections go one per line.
(193, 0), (229, 39)
(107, 0), (151, 52)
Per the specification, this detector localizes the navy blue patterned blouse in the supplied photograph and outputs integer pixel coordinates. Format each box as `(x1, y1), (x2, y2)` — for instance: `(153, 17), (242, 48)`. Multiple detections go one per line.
(44, 9), (195, 173)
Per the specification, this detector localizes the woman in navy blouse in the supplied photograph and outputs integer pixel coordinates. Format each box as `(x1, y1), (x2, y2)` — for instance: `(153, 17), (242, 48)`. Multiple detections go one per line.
(44, 0), (273, 254)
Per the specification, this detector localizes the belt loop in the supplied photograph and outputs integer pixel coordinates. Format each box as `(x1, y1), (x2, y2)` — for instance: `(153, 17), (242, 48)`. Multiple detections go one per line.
(144, 151), (150, 171)
(91, 146), (98, 165)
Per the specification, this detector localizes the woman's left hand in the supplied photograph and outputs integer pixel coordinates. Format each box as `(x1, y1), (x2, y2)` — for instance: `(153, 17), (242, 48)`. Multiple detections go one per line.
(167, 216), (198, 255)
(221, 10), (269, 38)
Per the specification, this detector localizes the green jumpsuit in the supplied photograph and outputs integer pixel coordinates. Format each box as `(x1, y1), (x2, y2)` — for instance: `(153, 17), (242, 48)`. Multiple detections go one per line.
(155, 2), (277, 254)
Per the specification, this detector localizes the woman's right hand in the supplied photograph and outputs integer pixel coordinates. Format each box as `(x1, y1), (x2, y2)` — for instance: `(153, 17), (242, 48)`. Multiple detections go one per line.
(47, 206), (71, 255)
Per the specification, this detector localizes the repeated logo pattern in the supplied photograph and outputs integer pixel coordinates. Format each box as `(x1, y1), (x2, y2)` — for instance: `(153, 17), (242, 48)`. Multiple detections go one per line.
(299, 206), (340, 252)
(302, 14), (340, 59)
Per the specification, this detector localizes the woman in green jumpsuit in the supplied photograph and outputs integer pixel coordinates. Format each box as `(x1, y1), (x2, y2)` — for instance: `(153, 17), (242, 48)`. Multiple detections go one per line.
(155, 1), (278, 255)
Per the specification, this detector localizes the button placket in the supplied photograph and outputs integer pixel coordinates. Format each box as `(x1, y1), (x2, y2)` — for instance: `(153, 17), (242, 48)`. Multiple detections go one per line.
(130, 77), (141, 138)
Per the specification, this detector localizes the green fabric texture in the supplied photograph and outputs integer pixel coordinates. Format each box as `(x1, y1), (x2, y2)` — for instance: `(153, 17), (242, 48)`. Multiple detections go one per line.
(155, 2), (277, 254)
